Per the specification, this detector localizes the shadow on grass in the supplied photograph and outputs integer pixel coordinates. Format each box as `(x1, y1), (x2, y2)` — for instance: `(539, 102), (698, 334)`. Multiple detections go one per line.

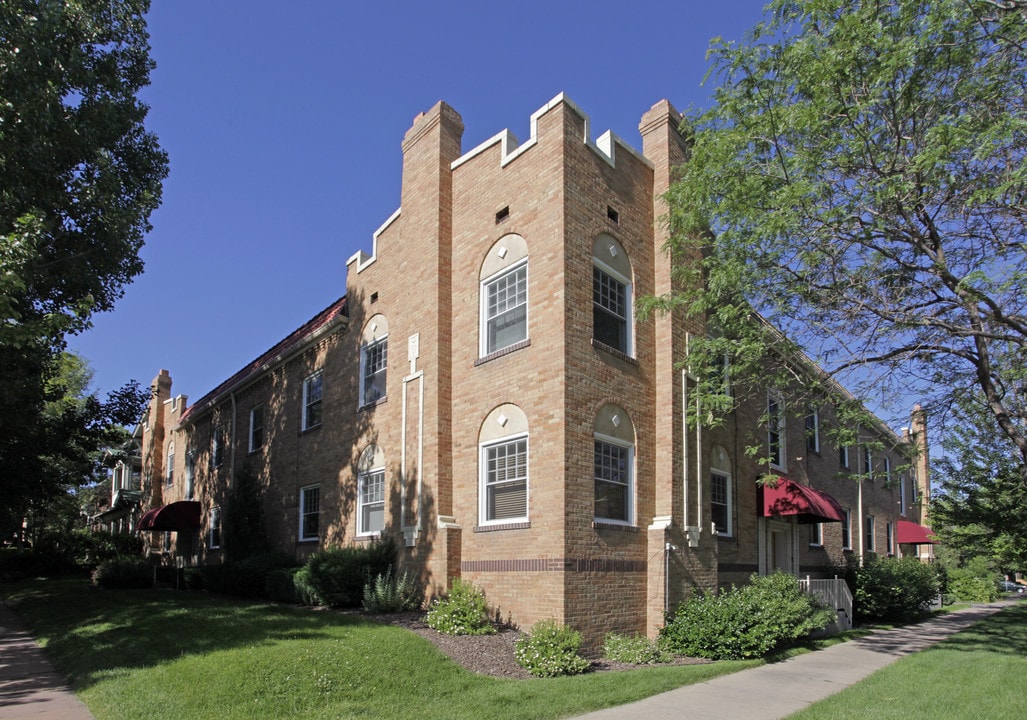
(3, 577), (388, 691)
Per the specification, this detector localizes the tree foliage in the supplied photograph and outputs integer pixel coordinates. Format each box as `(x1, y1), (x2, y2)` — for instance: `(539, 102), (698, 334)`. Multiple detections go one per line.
(0, 0), (167, 537)
(655, 0), (1027, 476)
(932, 392), (1027, 573)
(2, 352), (148, 543)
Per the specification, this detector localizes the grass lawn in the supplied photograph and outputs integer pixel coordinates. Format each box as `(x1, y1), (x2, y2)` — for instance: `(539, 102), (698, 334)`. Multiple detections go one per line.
(2, 578), (756, 720)
(786, 601), (1027, 720)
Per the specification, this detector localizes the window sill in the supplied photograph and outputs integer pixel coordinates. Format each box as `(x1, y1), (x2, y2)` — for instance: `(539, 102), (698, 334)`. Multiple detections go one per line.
(298, 537), (319, 543)
(300, 423), (322, 436)
(354, 532), (381, 541)
(475, 339), (531, 366)
(592, 520), (638, 533)
(591, 339), (637, 365)
(358, 396), (388, 412)
(474, 521), (530, 533)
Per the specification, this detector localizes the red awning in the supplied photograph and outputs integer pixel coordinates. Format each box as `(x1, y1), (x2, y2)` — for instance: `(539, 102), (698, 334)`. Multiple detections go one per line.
(137, 501), (201, 531)
(759, 477), (845, 524)
(897, 519), (937, 544)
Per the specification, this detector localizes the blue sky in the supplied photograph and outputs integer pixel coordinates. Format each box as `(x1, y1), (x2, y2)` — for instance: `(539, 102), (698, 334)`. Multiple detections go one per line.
(70, 0), (772, 404)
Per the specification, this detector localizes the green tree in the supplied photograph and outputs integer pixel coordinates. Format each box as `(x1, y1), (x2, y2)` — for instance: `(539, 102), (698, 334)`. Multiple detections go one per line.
(0, 0), (167, 537)
(932, 393), (1027, 574)
(654, 0), (1027, 476)
(4, 353), (148, 544)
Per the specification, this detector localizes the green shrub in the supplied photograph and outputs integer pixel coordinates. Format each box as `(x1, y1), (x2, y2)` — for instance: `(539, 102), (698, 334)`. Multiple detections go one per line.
(602, 633), (671, 664)
(515, 619), (591, 677)
(0, 549), (67, 581)
(265, 567), (305, 604)
(948, 574), (997, 603)
(426, 578), (496, 635)
(362, 567), (423, 612)
(91, 557), (152, 589)
(297, 538), (396, 607)
(182, 567), (205, 590)
(660, 572), (835, 660)
(853, 556), (940, 623)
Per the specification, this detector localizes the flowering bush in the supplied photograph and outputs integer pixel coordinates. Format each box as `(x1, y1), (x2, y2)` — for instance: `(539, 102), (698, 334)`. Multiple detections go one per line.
(425, 579), (496, 635)
(515, 619), (591, 677)
(603, 632), (671, 664)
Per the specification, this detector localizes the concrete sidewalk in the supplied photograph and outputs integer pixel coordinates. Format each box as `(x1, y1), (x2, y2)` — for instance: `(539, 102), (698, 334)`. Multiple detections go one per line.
(0, 602), (94, 720)
(573, 601), (1013, 720)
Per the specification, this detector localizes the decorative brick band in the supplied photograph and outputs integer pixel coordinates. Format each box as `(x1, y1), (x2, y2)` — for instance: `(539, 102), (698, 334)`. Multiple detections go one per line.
(461, 557), (646, 573)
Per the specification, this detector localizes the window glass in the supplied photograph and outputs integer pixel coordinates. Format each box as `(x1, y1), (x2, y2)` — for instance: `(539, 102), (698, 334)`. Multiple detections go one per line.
(593, 265), (628, 352)
(768, 395), (785, 469)
(484, 264), (527, 354)
(483, 438), (528, 522)
(710, 470), (731, 535)
(249, 406), (264, 452)
(303, 372), (323, 429)
(300, 486), (320, 541)
(361, 337), (388, 405)
(359, 469), (386, 535)
(595, 440), (631, 522)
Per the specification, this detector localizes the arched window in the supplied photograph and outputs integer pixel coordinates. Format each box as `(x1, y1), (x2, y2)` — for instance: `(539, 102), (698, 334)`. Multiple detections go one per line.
(592, 234), (633, 356)
(480, 234), (528, 357)
(479, 404), (528, 525)
(360, 315), (388, 407)
(357, 444), (386, 536)
(710, 445), (733, 536)
(594, 404), (635, 524)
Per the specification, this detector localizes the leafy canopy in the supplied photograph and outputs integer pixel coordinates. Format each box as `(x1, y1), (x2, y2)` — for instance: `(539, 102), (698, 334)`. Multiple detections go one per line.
(655, 0), (1027, 476)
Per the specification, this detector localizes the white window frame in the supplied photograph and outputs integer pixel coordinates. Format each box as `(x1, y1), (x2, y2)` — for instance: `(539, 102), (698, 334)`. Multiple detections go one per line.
(166, 443), (174, 487)
(480, 261), (528, 356)
(302, 371), (323, 430)
(299, 485), (320, 542)
(709, 468), (733, 536)
(357, 467), (386, 537)
(592, 260), (633, 356)
(479, 434), (529, 526)
(768, 393), (786, 471)
(594, 434), (635, 525)
(809, 522), (823, 546)
(842, 509), (852, 549)
(884, 456), (892, 485)
(886, 521), (894, 555)
(359, 336), (388, 407)
(839, 443), (850, 469)
(249, 405), (264, 453)
(209, 506), (221, 549)
(900, 475), (908, 516)
(805, 407), (820, 453)
(863, 446), (874, 481)
(211, 425), (226, 469)
(865, 514), (876, 552)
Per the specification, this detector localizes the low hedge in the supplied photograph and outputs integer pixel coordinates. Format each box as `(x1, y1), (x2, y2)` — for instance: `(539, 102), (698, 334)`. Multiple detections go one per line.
(296, 537), (396, 607)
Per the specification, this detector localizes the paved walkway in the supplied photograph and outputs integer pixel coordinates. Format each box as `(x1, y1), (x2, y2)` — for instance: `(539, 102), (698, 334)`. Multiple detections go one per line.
(0, 602), (94, 720)
(574, 600), (1013, 720)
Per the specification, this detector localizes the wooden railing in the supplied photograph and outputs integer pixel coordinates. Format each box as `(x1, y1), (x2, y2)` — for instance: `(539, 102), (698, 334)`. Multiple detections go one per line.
(799, 575), (853, 633)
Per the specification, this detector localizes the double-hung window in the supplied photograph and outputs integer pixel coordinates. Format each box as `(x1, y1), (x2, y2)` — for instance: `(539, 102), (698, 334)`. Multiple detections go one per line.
(865, 514), (875, 552)
(360, 337), (388, 406)
(166, 443), (174, 487)
(299, 486), (320, 541)
(863, 446), (874, 481)
(710, 469), (732, 535)
(482, 262), (527, 355)
(481, 436), (528, 524)
(809, 522), (823, 546)
(805, 407), (820, 453)
(593, 264), (630, 354)
(839, 443), (850, 469)
(209, 507), (222, 549)
(594, 438), (633, 524)
(358, 468), (386, 536)
(768, 394), (786, 470)
(249, 406), (264, 452)
(211, 425), (227, 469)
(842, 509), (852, 549)
(303, 371), (323, 430)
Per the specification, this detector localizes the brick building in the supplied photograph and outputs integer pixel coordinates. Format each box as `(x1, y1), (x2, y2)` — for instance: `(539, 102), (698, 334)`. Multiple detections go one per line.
(137, 94), (933, 647)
